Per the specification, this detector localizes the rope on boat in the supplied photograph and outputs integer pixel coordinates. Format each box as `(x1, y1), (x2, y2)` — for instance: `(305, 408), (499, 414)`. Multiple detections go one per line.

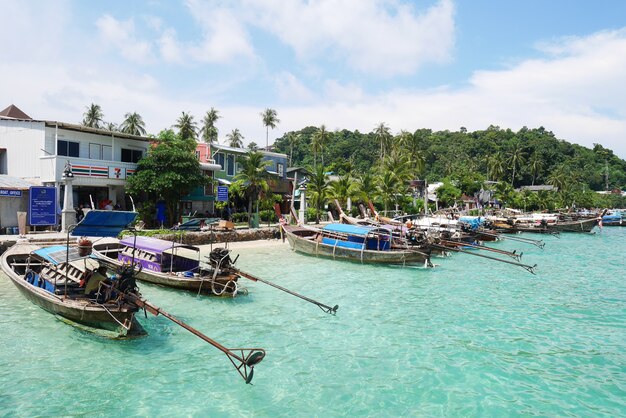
(97, 302), (132, 331)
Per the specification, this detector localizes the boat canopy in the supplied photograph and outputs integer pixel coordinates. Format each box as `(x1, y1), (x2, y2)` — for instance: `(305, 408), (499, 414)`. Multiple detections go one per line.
(323, 223), (374, 236)
(71, 210), (138, 237)
(33, 245), (95, 265)
(120, 236), (199, 254)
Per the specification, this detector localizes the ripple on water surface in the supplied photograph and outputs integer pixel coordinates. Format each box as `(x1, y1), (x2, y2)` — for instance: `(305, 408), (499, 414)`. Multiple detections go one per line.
(1, 228), (625, 416)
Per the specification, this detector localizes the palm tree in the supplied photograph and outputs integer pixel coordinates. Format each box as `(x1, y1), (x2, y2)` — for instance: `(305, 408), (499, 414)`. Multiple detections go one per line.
(120, 112), (147, 136)
(528, 152), (544, 186)
(104, 122), (118, 132)
(200, 108), (220, 143)
(486, 152), (506, 181)
(261, 108), (280, 149)
(373, 122), (392, 164)
(311, 125), (330, 168)
(353, 171), (377, 205)
(286, 132), (300, 166)
(82, 103), (104, 128)
(328, 175), (356, 209)
(234, 151), (271, 228)
(507, 143), (527, 186)
(376, 170), (402, 213)
(399, 130), (425, 178)
(226, 129), (244, 148)
(174, 112), (197, 140)
(307, 165), (329, 224)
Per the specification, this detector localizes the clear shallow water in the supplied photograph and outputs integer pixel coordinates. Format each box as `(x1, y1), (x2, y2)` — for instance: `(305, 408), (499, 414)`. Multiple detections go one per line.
(1, 228), (625, 417)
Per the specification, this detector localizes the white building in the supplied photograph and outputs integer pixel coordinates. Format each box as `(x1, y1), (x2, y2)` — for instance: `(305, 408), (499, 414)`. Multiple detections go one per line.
(0, 104), (149, 211)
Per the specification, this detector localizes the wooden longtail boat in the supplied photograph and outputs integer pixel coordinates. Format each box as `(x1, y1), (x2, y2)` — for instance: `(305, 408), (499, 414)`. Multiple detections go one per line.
(92, 236), (240, 296)
(0, 211), (144, 337)
(282, 223), (431, 266)
(548, 216), (599, 233)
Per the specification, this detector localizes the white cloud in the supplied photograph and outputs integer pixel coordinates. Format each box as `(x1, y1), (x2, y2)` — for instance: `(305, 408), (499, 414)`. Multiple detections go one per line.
(184, 1), (256, 63)
(242, 0), (456, 76)
(275, 72), (317, 103)
(159, 29), (183, 63)
(96, 15), (154, 63)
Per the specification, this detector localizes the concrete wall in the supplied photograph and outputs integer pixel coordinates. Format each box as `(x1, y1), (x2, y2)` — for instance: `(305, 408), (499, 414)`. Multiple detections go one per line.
(0, 120), (46, 178)
(0, 194), (29, 229)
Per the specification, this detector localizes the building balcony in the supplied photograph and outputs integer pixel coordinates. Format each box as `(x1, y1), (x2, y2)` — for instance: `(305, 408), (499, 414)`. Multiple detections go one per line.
(39, 156), (138, 184)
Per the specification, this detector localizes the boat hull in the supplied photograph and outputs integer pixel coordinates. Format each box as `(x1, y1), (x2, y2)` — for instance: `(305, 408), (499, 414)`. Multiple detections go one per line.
(1, 243), (142, 337)
(92, 241), (239, 296)
(283, 226), (429, 265)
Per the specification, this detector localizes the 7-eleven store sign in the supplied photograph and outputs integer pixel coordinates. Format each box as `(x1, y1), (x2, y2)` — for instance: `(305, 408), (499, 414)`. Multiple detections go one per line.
(72, 165), (130, 179)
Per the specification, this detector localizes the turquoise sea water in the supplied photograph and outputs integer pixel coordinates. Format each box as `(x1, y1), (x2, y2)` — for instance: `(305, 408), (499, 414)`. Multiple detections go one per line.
(1, 228), (625, 417)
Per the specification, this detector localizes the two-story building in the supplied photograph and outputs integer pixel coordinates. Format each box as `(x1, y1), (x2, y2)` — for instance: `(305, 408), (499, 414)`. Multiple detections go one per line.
(0, 104), (149, 212)
(186, 143), (291, 215)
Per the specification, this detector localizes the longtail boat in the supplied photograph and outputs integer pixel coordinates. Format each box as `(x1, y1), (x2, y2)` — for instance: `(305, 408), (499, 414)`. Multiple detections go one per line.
(0, 210), (143, 337)
(282, 223), (432, 266)
(1, 210), (266, 383)
(92, 236), (240, 296)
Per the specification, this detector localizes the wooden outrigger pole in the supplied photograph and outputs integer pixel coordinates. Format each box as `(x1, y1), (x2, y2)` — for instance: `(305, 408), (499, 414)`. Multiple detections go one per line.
(439, 239), (523, 261)
(430, 243), (537, 274)
(206, 247), (339, 315)
(233, 267), (339, 315)
(121, 290), (265, 383)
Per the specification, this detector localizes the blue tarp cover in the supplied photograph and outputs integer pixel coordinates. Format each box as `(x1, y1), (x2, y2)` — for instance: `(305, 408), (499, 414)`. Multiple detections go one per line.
(33, 245), (95, 265)
(323, 223), (373, 236)
(71, 210), (138, 237)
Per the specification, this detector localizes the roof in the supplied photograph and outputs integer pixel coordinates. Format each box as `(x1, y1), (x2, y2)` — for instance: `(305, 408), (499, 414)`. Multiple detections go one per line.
(0, 175), (39, 190)
(0, 104), (31, 119)
(212, 143), (287, 158)
(120, 236), (199, 254)
(323, 223), (374, 236)
(71, 210), (138, 237)
(519, 185), (558, 192)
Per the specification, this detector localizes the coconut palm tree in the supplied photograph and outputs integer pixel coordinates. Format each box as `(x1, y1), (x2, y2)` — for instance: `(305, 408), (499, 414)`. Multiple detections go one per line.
(174, 112), (197, 140)
(120, 112), (147, 136)
(353, 171), (377, 205)
(528, 152), (544, 186)
(200, 107), (220, 143)
(486, 152), (506, 181)
(234, 151), (271, 228)
(508, 143), (527, 186)
(82, 103), (104, 128)
(261, 108), (280, 149)
(311, 125), (330, 168)
(373, 122), (392, 164)
(399, 130), (425, 178)
(307, 165), (329, 224)
(286, 132), (300, 166)
(328, 175), (356, 210)
(376, 170), (402, 213)
(104, 122), (118, 132)
(226, 129), (244, 148)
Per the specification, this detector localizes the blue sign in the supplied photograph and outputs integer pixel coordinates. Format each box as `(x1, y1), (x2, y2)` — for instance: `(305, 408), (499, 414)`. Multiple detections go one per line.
(0, 189), (22, 197)
(217, 186), (229, 202)
(29, 186), (57, 226)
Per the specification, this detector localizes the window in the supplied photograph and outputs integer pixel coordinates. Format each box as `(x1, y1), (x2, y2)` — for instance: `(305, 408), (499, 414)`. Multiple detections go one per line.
(89, 143), (101, 160)
(215, 153), (225, 170)
(102, 145), (112, 161)
(195, 150), (200, 160)
(57, 140), (79, 157)
(204, 172), (214, 196)
(226, 155), (235, 176)
(277, 163), (284, 177)
(121, 148), (143, 163)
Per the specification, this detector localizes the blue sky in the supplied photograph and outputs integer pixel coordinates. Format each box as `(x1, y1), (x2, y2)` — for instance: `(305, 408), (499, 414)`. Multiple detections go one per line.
(2, 0), (626, 158)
